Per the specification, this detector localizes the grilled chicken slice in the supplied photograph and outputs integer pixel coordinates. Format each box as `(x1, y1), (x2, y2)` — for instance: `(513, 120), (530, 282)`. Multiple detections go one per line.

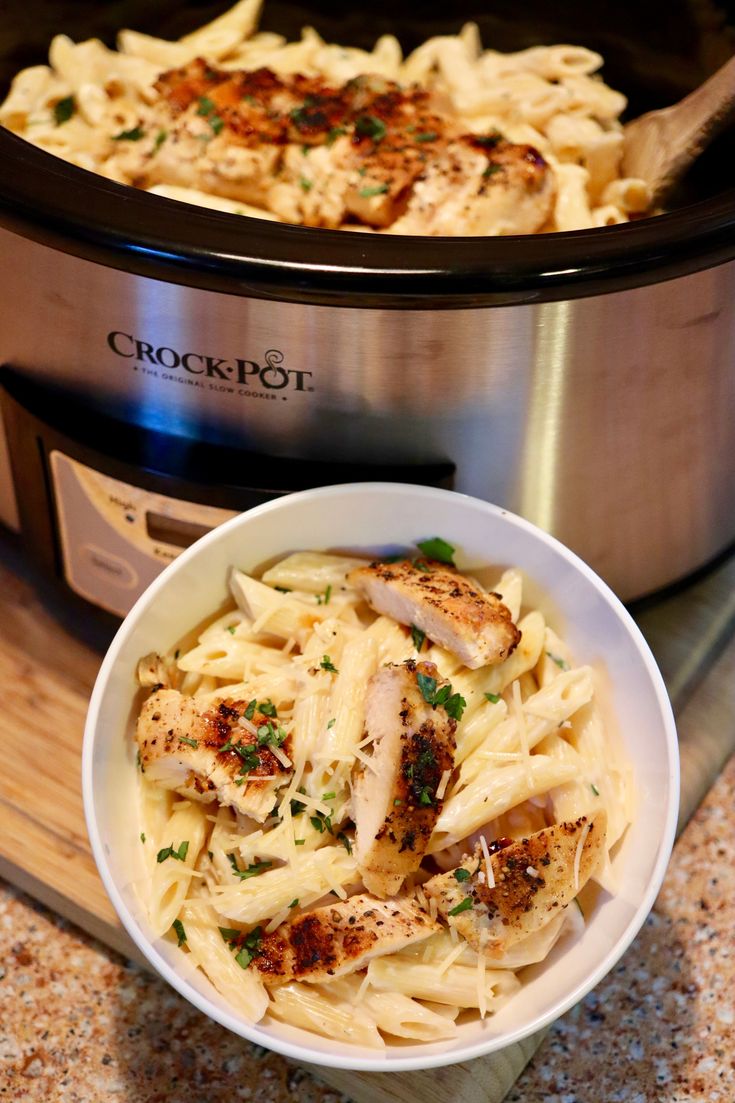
(353, 660), (457, 897)
(349, 559), (521, 669)
(106, 59), (554, 234)
(424, 814), (606, 957)
(254, 894), (438, 986)
(136, 689), (291, 821)
(387, 136), (555, 236)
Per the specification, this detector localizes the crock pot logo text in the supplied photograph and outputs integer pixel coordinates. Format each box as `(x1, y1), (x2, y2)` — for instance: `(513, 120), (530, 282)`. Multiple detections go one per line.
(107, 332), (313, 398)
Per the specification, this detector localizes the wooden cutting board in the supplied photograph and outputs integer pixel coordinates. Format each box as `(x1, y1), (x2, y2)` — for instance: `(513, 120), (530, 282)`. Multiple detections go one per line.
(2, 531), (735, 1103)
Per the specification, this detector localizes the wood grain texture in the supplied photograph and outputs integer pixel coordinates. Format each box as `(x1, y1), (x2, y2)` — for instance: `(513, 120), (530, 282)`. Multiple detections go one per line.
(1, 535), (734, 1103)
(623, 52), (735, 204)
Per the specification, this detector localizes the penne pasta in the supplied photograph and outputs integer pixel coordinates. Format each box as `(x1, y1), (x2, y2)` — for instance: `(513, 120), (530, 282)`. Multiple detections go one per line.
(128, 533), (630, 1043)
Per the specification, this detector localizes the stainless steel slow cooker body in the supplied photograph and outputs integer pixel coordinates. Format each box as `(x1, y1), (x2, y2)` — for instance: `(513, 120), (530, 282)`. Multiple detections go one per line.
(2, 0), (735, 600)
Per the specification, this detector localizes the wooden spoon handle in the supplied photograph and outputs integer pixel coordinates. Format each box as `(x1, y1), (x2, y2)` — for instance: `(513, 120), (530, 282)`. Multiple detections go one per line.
(623, 52), (735, 203)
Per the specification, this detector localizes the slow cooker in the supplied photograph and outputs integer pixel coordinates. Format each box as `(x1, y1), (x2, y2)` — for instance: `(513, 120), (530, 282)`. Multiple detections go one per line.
(2, 0), (735, 617)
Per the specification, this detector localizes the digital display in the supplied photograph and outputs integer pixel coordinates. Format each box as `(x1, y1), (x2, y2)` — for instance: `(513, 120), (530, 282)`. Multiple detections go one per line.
(145, 511), (214, 549)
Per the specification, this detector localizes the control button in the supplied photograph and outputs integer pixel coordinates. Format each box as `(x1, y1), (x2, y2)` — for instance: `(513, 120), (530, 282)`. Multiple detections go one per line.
(80, 544), (139, 590)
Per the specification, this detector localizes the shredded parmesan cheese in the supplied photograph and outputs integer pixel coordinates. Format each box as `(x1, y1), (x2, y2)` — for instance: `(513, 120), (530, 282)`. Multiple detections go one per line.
(436, 941), (466, 976)
(353, 747), (378, 772)
(479, 833), (496, 891)
(435, 769), (452, 801)
(270, 745), (292, 769)
(237, 716), (259, 737)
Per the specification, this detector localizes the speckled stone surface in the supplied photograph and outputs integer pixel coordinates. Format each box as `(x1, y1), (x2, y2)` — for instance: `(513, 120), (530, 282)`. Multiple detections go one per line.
(2, 756), (734, 1103)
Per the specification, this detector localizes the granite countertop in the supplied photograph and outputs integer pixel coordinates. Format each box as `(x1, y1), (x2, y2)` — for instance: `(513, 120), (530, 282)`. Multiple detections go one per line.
(2, 751), (734, 1103)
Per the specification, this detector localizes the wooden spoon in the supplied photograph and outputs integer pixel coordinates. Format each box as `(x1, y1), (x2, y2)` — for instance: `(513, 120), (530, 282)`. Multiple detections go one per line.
(622, 53), (735, 206)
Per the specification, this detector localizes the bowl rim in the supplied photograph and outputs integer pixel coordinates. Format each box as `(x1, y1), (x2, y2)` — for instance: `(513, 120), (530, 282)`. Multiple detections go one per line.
(82, 482), (680, 1072)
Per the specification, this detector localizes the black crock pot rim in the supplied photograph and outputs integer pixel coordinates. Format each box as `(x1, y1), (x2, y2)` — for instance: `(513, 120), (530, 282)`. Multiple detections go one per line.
(2, 127), (735, 307)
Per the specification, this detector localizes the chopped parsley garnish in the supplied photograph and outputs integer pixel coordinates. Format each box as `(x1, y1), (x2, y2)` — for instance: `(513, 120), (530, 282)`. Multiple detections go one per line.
(274, 585), (292, 593)
(242, 93), (257, 105)
(418, 786), (434, 806)
(316, 584), (332, 605)
(355, 114), (386, 142)
(196, 95), (224, 134)
(153, 129), (167, 152)
(257, 720), (287, 748)
(294, 838), (305, 845)
(475, 131), (504, 148)
(327, 718), (336, 729)
(415, 131), (438, 142)
(322, 791), (336, 801)
(416, 536), (455, 565)
(337, 831), (353, 854)
(444, 692), (467, 721)
(112, 126), (144, 141)
(244, 699), (258, 720)
(453, 867), (472, 882)
(411, 624), (426, 652)
(197, 96), (216, 117)
(484, 692), (501, 704)
(417, 748), (436, 771)
(234, 744), (261, 772)
(310, 808), (334, 834)
(448, 896), (474, 916)
(299, 176), (313, 192)
(288, 898), (299, 909)
(416, 672), (466, 721)
(483, 163), (503, 178)
(547, 652), (569, 671)
(177, 735), (198, 748)
(326, 125), (346, 145)
(393, 798), (403, 807)
(172, 918), (187, 947)
(140, 832), (146, 844)
(234, 927), (263, 969)
(591, 783), (600, 796)
(228, 854), (273, 880)
(157, 840), (189, 863)
(219, 926), (241, 943)
(290, 787), (307, 816)
(320, 655), (339, 673)
(358, 183), (389, 198)
(260, 699), (278, 718)
(227, 625), (236, 635)
(53, 96), (75, 125)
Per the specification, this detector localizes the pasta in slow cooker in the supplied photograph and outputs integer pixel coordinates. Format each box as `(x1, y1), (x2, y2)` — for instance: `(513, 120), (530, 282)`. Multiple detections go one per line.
(133, 542), (634, 1046)
(0, 0), (651, 234)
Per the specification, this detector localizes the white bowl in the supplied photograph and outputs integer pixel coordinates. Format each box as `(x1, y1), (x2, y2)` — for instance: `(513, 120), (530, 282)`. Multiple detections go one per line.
(82, 483), (679, 1072)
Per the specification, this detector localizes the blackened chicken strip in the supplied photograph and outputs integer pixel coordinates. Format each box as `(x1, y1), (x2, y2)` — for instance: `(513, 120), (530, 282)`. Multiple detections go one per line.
(108, 58), (555, 232)
(254, 893), (438, 986)
(353, 660), (457, 897)
(136, 688), (292, 820)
